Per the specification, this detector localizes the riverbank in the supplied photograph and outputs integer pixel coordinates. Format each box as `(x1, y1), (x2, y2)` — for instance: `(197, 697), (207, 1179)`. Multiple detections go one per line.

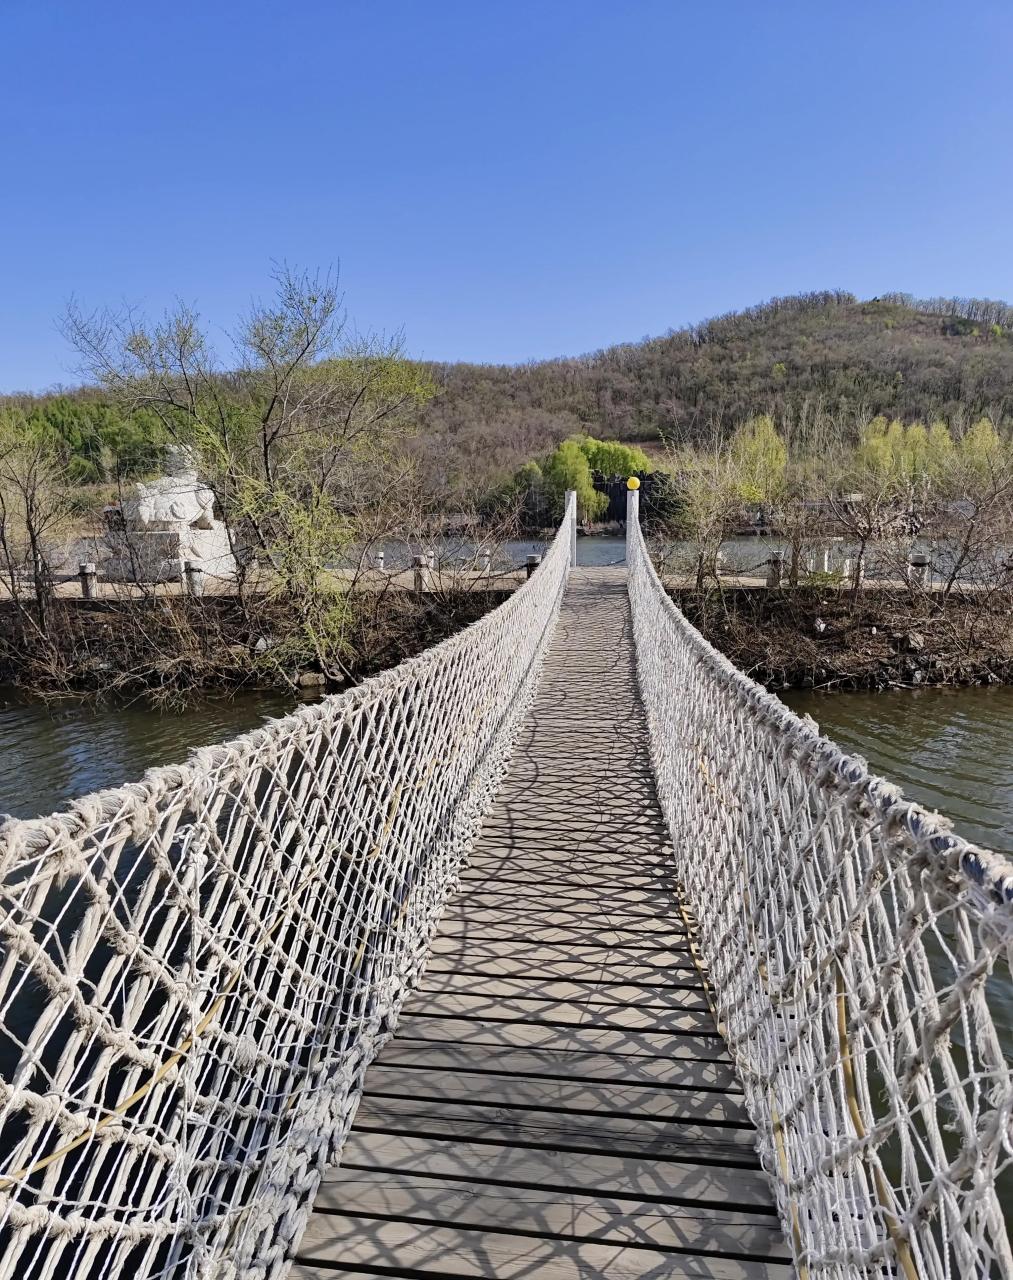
(674, 586), (1013, 691)
(0, 588), (508, 701)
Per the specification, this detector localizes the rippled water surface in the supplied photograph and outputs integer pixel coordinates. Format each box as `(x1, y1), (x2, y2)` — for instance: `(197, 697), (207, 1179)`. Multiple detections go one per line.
(782, 685), (1013, 856)
(0, 689), (301, 821)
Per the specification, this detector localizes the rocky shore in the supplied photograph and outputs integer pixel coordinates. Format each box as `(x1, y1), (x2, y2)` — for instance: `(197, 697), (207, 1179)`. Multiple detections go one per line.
(673, 587), (1013, 693)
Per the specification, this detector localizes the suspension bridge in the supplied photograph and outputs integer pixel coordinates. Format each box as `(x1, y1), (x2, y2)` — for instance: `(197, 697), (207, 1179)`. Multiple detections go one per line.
(0, 491), (1010, 1280)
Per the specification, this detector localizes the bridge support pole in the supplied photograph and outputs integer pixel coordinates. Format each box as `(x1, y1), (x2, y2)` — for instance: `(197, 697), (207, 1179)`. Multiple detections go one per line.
(626, 486), (639, 535)
(565, 489), (577, 567)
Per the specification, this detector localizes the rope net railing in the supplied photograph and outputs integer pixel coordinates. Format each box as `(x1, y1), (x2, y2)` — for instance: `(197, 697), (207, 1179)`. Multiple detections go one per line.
(627, 492), (1013, 1280)
(0, 495), (575, 1280)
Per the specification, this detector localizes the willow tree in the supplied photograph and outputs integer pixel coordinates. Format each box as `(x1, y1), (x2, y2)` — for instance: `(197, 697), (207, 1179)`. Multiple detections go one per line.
(576, 436), (651, 478)
(64, 266), (435, 682)
(931, 418), (1013, 605)
(729, 415), (787, 508)
(542, 439), (607, 522)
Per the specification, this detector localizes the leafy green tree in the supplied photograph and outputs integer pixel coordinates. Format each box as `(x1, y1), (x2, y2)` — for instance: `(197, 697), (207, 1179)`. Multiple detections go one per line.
(576, 436), (650, 478)
(926, 421), (956, 475)
(729, 415), (786, 505)
(960, 417), (1005, 477)
(542, 439), (607, 521)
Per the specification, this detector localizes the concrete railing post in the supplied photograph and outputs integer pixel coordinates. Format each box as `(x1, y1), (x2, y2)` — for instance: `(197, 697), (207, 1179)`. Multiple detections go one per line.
(565, 489), (577, 567)
(908, 552), (930, 587)
(183, 560), (205, 597)
(412, 554), (426, 595)
(766, 552), (785, 589)
(525, 554), (541, 579)
(78, 561), (97, 600)
(375, 550), (385, 571)
(479, 548), (491, 574)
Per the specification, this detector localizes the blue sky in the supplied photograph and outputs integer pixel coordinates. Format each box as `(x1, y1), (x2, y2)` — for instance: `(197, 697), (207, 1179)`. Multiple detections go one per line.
(1, 0), (1011, 391)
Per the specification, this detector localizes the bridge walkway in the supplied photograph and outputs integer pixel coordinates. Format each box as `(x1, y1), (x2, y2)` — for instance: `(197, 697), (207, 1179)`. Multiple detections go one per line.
(292, 568), (791, 1279)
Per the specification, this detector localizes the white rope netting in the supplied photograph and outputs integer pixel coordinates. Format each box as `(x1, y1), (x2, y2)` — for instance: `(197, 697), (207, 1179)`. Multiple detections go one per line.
(0, 496), (575, 1280)
(627, 492), (1013, 1280)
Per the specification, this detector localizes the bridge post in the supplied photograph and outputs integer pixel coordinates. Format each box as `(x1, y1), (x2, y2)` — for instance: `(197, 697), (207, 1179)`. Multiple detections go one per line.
(626, 486), (639, 533)
(525, 554), (541, 579)
(566, 489), (577, 567)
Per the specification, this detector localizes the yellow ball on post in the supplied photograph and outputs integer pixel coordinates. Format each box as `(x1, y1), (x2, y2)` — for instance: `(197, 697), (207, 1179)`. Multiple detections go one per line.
(627, 476), (641, 490)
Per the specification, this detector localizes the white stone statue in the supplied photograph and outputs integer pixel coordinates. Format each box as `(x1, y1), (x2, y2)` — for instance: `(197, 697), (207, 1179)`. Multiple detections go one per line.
(104, 446), (238, 583)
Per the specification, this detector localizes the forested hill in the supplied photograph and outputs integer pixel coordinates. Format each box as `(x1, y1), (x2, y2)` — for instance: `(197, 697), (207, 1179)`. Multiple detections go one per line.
(416, 291), (1013, 492)
(6, 290), (1013, 500)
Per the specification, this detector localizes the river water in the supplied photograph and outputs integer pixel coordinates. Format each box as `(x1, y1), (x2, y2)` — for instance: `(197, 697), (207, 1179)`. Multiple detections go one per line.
(782, 685), (1013, 858)
(0, 688), (302, 821)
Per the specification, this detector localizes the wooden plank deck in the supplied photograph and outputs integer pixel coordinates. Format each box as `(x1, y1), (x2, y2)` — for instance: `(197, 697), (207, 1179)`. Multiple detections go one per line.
(293, 567), (790, 1280)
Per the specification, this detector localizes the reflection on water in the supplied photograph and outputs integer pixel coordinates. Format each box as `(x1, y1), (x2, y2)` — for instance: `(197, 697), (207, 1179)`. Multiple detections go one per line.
(0, 689), (301, 822)
(782, 685), (1013, 857)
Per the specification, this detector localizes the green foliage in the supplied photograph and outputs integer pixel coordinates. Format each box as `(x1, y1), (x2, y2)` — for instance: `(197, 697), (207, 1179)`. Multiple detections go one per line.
(729, 415), (786, 504)
(959, 417), (1005, 476)
(482, 459), (549, 525)
(853, 416), (963, 491)
(575, 436), (650, 477)
(542, 439), (608, 521)
(4, 395), (169, 484)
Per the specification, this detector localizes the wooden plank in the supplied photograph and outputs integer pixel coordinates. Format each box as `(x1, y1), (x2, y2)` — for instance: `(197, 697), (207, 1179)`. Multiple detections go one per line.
(295, 1214), (792, 1279)
(439, 907), (686, 934)
(311, 1168), (790, 1261)
(463, 855), (676, 877)
(430, 922), (689, 947)
(458, 869), (681, 891)
(290, 1267), (415, 1280)
(422, 947), (702, 980)
(362, 1064), (750, 1125)
(416, 971), (711, 1005)
(352, 1096), (760, 1163)
(376, 1040), (742, 1091)
(336, 1132), (774, 1209)
(393, 1015), (730, 1061)
(403, 991), (715, 1034)
(454, 886), (684, 911)
(426, 937), (695, 963)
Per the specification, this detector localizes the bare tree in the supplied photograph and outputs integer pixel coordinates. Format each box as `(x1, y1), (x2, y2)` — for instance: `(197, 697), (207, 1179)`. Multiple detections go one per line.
(0, 411), (75, 648)
(63, 266), (436, 684)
